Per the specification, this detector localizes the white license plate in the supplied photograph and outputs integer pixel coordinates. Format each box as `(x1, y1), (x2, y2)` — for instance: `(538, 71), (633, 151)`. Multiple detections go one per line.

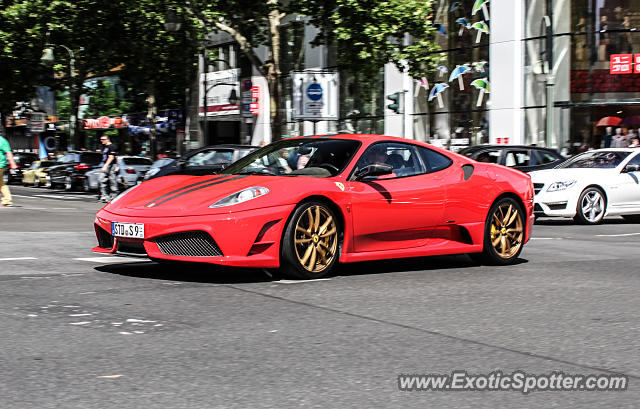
(111, 222), (145, 239)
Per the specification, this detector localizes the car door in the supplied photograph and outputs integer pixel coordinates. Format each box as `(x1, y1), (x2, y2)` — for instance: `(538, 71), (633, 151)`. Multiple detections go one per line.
(51, 153), (76, 183)
(609, 152), (640, 210)
(347, 142), (449, 253)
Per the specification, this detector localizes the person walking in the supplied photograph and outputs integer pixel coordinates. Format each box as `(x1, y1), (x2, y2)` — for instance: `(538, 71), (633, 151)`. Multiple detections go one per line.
(99, 134), (118, 202)
(0, 135), (18, 207)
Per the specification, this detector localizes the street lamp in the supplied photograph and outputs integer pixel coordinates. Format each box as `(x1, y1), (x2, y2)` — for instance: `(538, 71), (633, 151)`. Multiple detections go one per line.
(41, 41), (78, 150)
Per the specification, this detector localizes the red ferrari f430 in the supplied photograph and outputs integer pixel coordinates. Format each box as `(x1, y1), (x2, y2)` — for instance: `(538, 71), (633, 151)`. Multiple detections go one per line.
(93, 134), (534, 279)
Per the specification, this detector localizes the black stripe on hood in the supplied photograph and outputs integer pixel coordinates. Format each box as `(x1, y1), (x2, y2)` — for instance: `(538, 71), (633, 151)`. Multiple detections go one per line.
(147, 175), (249, 207)
(146, 176), (228, 207)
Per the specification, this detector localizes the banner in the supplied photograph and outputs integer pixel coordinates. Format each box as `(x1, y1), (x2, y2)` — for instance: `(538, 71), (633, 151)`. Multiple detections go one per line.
(199, 68), (240, 117)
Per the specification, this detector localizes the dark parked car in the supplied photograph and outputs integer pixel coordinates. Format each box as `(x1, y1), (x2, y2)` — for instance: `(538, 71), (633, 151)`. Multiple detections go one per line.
(144, 144), (257, 180)
(459, 145), (565, 173)
(4, 152), (39, 184)
(46, 151), (103, 190)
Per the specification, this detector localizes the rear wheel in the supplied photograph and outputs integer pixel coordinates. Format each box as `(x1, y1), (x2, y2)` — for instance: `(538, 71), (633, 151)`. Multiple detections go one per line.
(46, 176), (54, 189)
(34, 177), (40, 188)
(573, 187), (606, 225)
(280, 202), (340, 279)
(83, 178), (91, 192)
(64, 176), (74, 191)
(473, 197), (525, 265)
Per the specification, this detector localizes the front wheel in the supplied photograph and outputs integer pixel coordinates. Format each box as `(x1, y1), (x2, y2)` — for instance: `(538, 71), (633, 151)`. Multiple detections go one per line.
(280, 202), (340, 279)
(574, 187), (606, 225)
(473, 197), (525, 265)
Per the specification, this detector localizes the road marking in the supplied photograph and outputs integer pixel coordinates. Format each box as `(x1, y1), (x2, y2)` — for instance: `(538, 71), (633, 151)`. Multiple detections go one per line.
(274, 278), (332, 284)
(530, 237), (562, 240)
(0, 257), (37, 261)
(73, 256), (147, 263)
(596, 232), (640, 237)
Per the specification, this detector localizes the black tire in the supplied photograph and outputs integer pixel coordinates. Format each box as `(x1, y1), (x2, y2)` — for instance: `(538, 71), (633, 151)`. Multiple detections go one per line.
(621, 214), (640, 223)
(473, 197), (525, 266)
(573, 186), (606, 225)
(46, 176), (55, 189)
(34, 177), (40, 188)
(64, 176), (74, 191)
(280, 201), (341, 279)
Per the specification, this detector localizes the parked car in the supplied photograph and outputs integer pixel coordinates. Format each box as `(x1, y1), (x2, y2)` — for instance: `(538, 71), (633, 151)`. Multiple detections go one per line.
(144, 144), (257, 180)
(459, 145), (565, 173)
(21, 160), (59, 187)
(4, 152), (39, 184)
(531, 148), (640, 224)
(84, 156), (153, 192)
(46, 151), (103, 190)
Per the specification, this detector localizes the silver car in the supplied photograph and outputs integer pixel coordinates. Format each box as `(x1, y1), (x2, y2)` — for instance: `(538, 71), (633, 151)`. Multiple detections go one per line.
(84, 156), (153, 192)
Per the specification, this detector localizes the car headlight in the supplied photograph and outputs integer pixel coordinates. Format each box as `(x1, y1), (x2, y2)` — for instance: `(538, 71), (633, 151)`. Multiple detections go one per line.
(209, 187), (269, 208)
(547, 180), (576, 192)
(109, 183), (141, 204)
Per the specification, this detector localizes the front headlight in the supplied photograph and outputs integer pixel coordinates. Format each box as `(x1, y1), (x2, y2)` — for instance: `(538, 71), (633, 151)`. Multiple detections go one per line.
(209, 187), (269, 208)
(547, 180), (576, 192)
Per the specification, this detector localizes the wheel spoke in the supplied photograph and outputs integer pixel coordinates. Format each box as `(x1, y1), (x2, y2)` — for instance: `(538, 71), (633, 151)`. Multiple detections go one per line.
(313, 206), (320, 232)
(503, 205), (512, 225)
(320, 228), (336, 238)
(506, 209), (519, 227)
(308, 246), (317, 270)
(500, 236), (507, 255)
(492, 235), (501, 246)
(492, 213), (501, 228)
(300, 244), (314, 265)
(305, 208), (314, 233)
(296, 226), (312, 236)
(316, 245), (328, 264)
(295, 237), (313, 244)
(319, 216), (333, 234)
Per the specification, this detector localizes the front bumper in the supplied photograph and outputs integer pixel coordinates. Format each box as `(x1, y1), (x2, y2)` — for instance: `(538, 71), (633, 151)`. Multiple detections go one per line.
(533, 185), (578, 217)
(92, 204), (295, 268)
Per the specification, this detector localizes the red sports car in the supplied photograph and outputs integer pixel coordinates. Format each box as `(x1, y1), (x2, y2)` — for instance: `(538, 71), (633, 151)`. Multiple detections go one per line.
(93, 134), (534, 279)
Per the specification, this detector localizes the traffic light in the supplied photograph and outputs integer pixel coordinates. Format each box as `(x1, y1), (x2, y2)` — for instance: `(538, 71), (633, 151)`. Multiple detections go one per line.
(387, 92), (403, 114)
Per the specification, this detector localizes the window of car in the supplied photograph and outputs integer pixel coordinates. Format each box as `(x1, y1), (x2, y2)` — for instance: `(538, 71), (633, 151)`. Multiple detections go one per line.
(223, 138), (361, 177)
(419, 147), (453, 173)
(504, 150), (531, 167)
(186, 149), (234, 167)
(58, 154), (76, 163)
(558, 151), (631, 168)
(80, 153), (102, 165)
(123, 157), (153, 166)
(626, 152), (640, 166)
(353, 142), (425, 178)
(534, 150), (560, 165)
(473, 149), (501, 164)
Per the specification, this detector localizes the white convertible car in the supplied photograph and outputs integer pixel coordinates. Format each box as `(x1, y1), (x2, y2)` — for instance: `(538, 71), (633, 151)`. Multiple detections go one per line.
(530, 148), (640, 224)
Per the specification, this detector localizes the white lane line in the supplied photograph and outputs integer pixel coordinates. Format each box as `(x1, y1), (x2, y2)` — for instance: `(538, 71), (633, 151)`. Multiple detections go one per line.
(0, 257), (38, 261)
(34, 194), (83, 200)
(596, 232), (640, 237)
(73, 256), (147, 263)
(530, 237), (563, 240)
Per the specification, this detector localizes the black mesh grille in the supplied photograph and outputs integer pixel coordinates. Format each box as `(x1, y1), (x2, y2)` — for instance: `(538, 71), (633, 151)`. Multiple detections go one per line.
(117, 241), (147, 256)
(155, 231), (223, 257)
(534, 183), (545, 195)
(534, 203), (544, 214)
(97, 226), (114, 249)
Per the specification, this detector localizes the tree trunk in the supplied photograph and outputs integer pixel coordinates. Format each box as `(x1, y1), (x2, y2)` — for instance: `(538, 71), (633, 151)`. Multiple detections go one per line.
(146, 83), (158, 159)
(267, 0), (283, 141)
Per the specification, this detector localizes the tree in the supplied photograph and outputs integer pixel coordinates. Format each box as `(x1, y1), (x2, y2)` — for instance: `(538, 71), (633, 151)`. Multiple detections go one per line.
(183, 0), (441, 140)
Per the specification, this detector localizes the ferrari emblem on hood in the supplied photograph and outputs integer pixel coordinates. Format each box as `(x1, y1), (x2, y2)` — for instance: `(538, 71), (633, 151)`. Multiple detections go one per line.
(334, 182), (345, 191)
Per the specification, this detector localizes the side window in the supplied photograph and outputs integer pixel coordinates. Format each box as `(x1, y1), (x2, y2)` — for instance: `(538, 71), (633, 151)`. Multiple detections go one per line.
(504, 150), (531, 167)
(627, 153), (640, 166)
(474, 150), (501, 164)
(535, 151), (559, 165)
(354, 142), (425, 178)
(419, 147), (453, 173)
(186, 150), (231, 167)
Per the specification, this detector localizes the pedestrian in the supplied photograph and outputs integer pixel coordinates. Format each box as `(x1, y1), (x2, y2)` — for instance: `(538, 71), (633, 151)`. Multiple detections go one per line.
(99, 134), (118, 202)
(0, 134), (18, 207)
(601, 126), (614, 148)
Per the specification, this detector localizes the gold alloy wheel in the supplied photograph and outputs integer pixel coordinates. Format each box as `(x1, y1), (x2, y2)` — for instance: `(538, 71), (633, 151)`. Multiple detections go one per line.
(294, 205), (338, 273)
(489, 203), (524, 259)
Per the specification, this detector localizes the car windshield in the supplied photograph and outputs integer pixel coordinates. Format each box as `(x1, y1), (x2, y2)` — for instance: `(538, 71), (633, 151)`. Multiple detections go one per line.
(557, 151), (631, 169)
(123, 157), (153, 165)
(186, 149), (233, 166)
(222, 138), (361, 177)
(80, 153), (102, 165)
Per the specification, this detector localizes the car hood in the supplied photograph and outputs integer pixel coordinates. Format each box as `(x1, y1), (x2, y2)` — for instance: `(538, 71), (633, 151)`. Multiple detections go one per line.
(529, 167), (615, 183)
(103, 174), (306, 217)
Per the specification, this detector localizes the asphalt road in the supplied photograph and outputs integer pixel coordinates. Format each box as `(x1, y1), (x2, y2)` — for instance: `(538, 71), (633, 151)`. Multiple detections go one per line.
(1, 185), (639, 408)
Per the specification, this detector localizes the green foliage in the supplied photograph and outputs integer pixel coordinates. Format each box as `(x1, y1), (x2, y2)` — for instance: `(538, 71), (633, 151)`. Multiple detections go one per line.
(83, 80), (133, 118)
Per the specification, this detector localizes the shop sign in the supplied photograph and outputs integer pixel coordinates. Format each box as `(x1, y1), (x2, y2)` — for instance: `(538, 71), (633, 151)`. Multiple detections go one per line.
(83, 116), (128, 130)
(496, 137), (510, 144)
(610, 54), (640, 74)
(199, 68), (240, 117)
(29, 112), (46, 133)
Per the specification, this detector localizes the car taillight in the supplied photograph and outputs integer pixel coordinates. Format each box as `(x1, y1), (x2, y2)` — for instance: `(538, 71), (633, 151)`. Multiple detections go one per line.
(42, 169), (49, 173)
(125, 168), (136, 174)
(74, 164), (90, 170)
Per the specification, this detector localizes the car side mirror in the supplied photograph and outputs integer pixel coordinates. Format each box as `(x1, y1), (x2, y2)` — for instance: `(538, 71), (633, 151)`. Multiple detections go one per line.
(623, 164), (640, 173)
(354, 163), (393, 181)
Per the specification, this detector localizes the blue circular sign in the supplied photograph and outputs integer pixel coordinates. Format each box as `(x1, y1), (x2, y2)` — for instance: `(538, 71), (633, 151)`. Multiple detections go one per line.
(306, 83), (323, 101)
